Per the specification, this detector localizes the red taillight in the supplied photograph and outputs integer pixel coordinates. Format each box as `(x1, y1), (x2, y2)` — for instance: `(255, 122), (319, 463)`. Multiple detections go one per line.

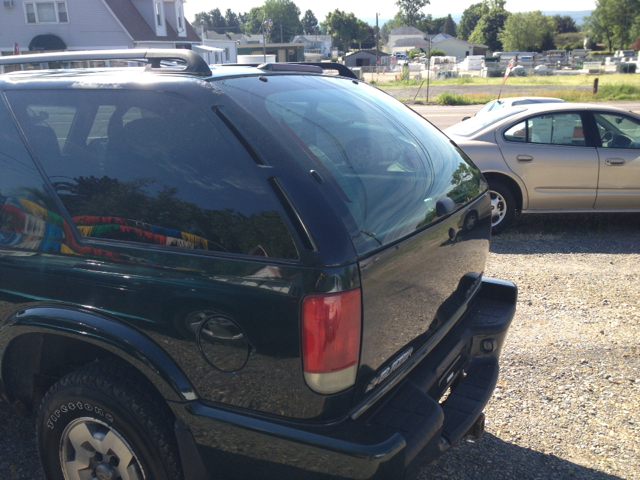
(301, 288), (361, 393)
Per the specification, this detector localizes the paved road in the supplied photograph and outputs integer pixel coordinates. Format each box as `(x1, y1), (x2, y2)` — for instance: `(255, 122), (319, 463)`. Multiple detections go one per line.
(411, 101), (640, 130)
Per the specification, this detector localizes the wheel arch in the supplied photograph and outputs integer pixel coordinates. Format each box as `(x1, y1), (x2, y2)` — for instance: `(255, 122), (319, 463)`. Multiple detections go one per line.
(1, 305), (196, 412)
(482, 172), (525, 212)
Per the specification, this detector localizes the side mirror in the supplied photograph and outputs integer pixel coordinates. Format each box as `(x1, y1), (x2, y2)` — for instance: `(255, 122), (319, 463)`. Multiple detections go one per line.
(462, 116), (471, 121)
(436, 197), (456, 217)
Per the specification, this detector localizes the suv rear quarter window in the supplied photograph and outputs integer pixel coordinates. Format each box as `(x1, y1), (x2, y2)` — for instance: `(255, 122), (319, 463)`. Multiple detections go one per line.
(218, 76), (485, 254)
(7, 89), (298, 260)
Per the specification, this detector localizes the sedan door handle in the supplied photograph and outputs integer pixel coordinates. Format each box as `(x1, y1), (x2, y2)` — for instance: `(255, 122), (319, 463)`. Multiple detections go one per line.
(605, 158), (626, 166)
(516, 155), (533, 163)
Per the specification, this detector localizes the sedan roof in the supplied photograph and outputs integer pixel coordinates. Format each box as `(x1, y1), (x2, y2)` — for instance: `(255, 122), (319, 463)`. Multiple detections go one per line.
(446, 103), (639, 138)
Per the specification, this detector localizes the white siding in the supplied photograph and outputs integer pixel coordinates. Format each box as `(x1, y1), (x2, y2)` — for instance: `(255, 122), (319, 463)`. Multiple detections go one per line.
(1, 0), (132, 52)
(431, 39), (473, 61)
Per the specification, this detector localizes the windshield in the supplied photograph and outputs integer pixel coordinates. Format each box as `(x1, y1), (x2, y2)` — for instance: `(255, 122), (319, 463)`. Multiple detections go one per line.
(447, 107), (526, 137)
(218, 75), (485, 255)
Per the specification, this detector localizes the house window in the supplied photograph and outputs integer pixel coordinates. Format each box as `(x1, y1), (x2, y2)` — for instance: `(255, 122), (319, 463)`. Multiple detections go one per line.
(177, 6), (183, 29)
(155, 2), (163, 26)
(25, 2), (68, 24)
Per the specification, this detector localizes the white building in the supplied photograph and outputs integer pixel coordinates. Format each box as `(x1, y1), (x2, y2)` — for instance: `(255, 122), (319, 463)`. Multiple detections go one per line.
(0, 0), (201, 56)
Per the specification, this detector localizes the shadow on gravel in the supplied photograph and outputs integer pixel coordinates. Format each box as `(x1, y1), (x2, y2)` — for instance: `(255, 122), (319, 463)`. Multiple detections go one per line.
(419, 433), (624, 480)
(490, 213), (640, 255)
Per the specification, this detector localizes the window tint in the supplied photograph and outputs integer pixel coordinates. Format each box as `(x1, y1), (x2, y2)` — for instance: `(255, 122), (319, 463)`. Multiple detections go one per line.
(0, 101), (68, 256)
(594, 113), (640, 149)
(7, 90), (298, 259)
(218, 76), (485, 254)
(504, 113), (585, 146)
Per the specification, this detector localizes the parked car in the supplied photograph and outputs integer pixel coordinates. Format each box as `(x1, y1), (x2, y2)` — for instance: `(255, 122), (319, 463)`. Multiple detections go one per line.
(0, 49), (517, 480)
(445, 103), (640, 233)
(466, 96), (566, 120)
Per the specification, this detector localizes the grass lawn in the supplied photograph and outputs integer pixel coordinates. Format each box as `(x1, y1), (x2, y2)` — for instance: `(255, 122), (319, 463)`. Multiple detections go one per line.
(377, 73), (640, 104)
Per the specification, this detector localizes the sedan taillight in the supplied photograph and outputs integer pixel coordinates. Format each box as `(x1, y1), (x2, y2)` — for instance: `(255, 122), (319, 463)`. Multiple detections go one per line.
(301, 288), (361, 394)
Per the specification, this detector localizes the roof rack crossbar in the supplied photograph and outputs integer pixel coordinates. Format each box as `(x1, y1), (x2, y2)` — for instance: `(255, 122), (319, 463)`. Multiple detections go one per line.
(219, 62), (358, 79)
(0, 49), (212, 76)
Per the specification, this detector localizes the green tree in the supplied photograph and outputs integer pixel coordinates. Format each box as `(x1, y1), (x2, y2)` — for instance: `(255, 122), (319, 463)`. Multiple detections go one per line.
(585, 0), (640, 51)
(322, 9), (368, 51)
(243, 7), (265, 35)
(432, 17), (447, 34)
(395, 0), (430, 27)
(194, 8), (230, 30)
(498, 11), (556, 52)
(225, 9), (239, 28)
(607, 0), (640, 49)
(210, 8), (227, 29)
(354, 21), (371, 49)
(458, 3), (485, 40)
(553, 14), (578, 34)
(469, 3), (510, 51)
(443, 14), (457, 36)
(264, 0), (302, 42)
(302, 10), (318, 35)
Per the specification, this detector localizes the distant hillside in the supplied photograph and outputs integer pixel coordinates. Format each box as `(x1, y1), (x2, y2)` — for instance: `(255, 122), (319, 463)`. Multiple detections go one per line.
(364, 10), (592, 27)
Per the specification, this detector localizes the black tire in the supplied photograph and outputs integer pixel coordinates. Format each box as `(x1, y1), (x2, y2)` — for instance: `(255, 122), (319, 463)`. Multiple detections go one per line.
(488, 181), (515, 234)
(37, 361), (183, 480)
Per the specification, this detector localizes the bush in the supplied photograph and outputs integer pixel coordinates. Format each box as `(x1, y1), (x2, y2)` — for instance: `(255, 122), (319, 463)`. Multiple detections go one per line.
(630, 39), (640, 52)
(436, 91), (475, 105)
(554, 32), (584, 51)
(428, 49), (446, 57)
(408, 49), (421, 59)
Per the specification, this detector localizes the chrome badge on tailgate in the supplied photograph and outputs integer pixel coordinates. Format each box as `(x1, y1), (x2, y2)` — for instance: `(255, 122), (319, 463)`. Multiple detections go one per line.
(365, 347), (413, 393)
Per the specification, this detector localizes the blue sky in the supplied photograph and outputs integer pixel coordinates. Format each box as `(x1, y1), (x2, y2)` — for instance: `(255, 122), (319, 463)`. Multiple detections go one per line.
(184, 0), (593, 23)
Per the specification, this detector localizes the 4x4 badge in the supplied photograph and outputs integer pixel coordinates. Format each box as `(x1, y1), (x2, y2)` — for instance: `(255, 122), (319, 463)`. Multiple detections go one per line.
(365, 347), (413, 393)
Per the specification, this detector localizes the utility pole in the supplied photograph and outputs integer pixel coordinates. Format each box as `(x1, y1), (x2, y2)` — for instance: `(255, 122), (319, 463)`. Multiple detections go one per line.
(426, 37), (431, 103)
(375, 13), (379, 77)
(262, 12), (267, 63)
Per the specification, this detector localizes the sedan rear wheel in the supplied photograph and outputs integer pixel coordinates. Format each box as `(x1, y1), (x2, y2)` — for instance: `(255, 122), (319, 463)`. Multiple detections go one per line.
(488, 181), (515, 234)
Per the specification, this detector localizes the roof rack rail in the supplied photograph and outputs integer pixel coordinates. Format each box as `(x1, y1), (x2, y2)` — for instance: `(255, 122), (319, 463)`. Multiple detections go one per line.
(0, 49), (212, 76)
(219, 62), (358, 79)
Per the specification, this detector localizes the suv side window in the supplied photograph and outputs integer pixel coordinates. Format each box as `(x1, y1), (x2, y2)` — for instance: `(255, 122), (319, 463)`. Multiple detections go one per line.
(219, 76), (486, 254)
(7, 90), (298, 259)
(0, 101), (67, 255)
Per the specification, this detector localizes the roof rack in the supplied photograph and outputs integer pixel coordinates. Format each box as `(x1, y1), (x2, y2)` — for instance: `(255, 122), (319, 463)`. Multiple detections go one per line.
(219, 62), (358, 79)
(0, 49), (212, 76)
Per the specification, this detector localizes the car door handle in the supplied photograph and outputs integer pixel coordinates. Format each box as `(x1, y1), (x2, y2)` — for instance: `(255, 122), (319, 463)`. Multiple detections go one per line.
(516, 155), (533, 163)
(605, 158), (626, 166)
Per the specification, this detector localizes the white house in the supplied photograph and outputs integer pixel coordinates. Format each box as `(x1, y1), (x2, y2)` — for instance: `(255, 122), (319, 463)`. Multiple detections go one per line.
(388, 27), (426, 52)
(0, 0), (201, 56)
(291, 34), (332, 59)
(388, 31), (487, 61)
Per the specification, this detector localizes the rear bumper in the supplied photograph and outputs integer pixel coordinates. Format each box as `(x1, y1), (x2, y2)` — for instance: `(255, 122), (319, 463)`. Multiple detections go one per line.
(172, 277), (517, 480)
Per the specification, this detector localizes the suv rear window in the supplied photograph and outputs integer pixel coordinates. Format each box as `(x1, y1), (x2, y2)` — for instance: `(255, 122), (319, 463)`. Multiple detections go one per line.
(7, 90), (298, 259)
(218, 76), (485, 254)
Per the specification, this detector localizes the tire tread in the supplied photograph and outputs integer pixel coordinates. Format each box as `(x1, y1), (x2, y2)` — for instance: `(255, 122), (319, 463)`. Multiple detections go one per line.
(38, 360), (183, 480)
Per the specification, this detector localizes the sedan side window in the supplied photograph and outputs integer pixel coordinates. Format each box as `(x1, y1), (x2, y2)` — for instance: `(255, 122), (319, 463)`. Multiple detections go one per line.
(594, 113), (640, 149)
(504, 114), (585, 146)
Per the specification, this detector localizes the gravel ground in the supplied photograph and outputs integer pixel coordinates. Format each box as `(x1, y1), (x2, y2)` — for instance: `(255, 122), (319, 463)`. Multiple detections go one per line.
(1, 212), (638, 480)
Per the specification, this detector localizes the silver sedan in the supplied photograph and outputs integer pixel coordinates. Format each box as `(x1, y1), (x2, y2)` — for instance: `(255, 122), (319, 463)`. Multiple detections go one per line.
(444, 103), (640, 232)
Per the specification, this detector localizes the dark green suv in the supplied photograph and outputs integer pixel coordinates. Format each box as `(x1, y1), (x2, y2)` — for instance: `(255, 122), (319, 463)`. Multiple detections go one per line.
(0, 50), (516, 480)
